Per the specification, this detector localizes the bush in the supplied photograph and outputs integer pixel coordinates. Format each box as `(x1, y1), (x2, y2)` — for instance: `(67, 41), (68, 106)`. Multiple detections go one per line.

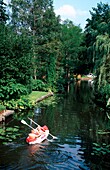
(32, 79), (48, 91)
(3, 97), (34, 111)
(0, 80), (28, 100)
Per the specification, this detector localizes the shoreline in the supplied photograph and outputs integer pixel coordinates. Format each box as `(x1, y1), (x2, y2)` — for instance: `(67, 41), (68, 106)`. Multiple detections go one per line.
(0, 91), (53, 122)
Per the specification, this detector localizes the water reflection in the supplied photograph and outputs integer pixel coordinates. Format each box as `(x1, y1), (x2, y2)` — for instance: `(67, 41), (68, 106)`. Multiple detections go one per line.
(0, 81), (110, 170)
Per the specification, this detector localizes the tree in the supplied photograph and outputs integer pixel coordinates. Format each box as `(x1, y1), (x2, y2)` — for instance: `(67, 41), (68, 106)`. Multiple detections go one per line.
(85, 2), (110, 73)
(9, 0), (61, 91)
(95, 34), (110, 99)
(0, 25), (33, 100)
(61, 20), (85, 77)
(30, 0), (61, 90)
(85, 2), (110, 109)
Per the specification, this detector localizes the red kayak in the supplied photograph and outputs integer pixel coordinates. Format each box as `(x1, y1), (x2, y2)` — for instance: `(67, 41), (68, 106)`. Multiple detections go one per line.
(26, 125), (49, 145)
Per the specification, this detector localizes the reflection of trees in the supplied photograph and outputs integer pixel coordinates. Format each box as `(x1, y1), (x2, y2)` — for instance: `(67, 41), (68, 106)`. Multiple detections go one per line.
(74, 81), (94, 103)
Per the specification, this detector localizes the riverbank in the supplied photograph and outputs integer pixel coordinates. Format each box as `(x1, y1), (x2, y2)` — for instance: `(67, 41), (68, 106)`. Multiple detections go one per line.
(0, 91), (53, 122)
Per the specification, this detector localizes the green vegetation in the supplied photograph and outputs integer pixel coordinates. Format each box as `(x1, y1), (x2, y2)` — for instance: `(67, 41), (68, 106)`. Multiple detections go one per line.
(0, 0), (109, 113)
(27, 91), (49, 102)
(92, 142), (110, 156)
(0, 126), (21, 145)
(0, 104), (6, 111)
(85, 2), (110, 111)
(2, 91), (49, 111)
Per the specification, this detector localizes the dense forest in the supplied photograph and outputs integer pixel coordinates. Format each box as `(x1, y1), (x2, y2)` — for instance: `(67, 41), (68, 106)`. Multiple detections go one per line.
(0, 0), (110, 112)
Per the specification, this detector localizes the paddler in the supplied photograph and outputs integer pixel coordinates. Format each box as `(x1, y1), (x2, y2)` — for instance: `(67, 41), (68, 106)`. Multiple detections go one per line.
(28, 125), (48, 139)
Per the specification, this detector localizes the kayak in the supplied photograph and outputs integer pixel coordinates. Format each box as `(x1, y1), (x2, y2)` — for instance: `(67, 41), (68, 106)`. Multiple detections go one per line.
(26, 126), (49, 145)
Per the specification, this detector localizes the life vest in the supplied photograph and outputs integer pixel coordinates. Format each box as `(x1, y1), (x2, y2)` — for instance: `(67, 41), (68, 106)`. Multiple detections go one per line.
(26, 133), (36, 143)
(40, 125), (48, 132)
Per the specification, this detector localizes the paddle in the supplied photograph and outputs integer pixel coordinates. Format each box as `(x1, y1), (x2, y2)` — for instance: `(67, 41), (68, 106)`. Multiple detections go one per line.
(21, 120), (35, 130)
(28, 117), (58, 140)
(21, 119), (53, 142)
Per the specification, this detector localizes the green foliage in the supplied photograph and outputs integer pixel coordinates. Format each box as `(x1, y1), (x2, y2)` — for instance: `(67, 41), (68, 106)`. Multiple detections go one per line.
(17, 97), (34, 110)
(94, 35), (110, 109)
(92, 142), (110, 156)
(0, 23), (33, 100)
(0, 104), (6, 111)
(47, 54), (56, 91)
(32, 1), (61, 87)
(3, 99), (18, 110)
(96, 85), (110, 111)
(61, 20), (85, 76)
(2, 0), (85, 96)
(85, 2), (110, 109)
(3, 97), (34, 111)
(0, 79), (28, 100)
(85, 2), (110, 72)
(56, 77), (66, 93)
(32, 79), (48, 91)
(0, 126), (21, 145)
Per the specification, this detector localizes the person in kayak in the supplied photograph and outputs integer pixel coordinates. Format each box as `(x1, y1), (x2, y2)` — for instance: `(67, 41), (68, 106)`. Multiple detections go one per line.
(28, 125), (48, 139)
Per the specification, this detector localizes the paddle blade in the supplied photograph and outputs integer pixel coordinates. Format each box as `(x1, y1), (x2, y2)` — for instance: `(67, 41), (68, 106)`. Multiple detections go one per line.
(49, 133), (58, 139)
(52, 136), (58, 140)
(21, 120), (27, 125)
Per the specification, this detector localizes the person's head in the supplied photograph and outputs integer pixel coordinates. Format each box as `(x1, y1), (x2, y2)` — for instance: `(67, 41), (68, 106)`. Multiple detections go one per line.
(37, 126), (41, 131)
(31, 129), (35, 133)
(41, 125), (48, 131)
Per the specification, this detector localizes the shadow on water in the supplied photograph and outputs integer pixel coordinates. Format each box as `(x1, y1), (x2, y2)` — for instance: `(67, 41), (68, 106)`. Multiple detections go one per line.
(0, 81), (110, 170)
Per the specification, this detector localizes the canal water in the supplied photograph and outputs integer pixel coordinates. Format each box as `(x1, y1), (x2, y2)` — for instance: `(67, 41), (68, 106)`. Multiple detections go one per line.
(0, 81), (110, 170)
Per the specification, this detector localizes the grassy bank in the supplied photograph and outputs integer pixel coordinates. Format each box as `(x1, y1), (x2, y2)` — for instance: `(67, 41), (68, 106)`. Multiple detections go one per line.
(0, 91), (50, 111)
(27, 91), (49, 102)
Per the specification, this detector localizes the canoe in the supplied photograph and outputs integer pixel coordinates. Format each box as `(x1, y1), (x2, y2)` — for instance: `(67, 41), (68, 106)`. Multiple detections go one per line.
(26, 129), (49, 145)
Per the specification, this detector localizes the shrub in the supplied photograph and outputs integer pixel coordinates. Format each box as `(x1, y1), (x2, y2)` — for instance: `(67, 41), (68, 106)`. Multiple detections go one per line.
(0, 80), (28, 100)
(32, 79), (48, 91)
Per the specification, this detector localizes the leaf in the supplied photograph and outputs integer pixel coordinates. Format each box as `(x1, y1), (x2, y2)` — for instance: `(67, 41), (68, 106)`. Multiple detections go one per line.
(96, 148), (102, 151)
(101, 151), (106, 155)
(13, 128), (19, 132)
(0, 136), (5, 139)
(6, 127), (13, 131)
(106, 144), (110, 148)
(3, 142), (8, 145)
(0, 129), (5, 133)
(93, 143), (100, 147)
(10, 135), (17, 139)
(8, 139), (13, 142)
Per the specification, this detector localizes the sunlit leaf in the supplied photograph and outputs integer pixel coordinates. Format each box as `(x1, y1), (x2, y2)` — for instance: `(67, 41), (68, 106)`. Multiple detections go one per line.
(11, 135), (17, 139)
(3, 142), (8, 145)
(101, 151), (106, 155)
(0, 136), (5, 139)
(6, 128), (13, 131)
(8, 139), (13, 142)
(13, 128), (19, 132)
(96, 148), (102, 151)
(93, 143), (100, 147)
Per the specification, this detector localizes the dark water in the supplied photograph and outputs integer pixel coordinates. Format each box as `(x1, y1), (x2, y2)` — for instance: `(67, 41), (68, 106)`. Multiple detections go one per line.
(0, 81), (110, 170)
